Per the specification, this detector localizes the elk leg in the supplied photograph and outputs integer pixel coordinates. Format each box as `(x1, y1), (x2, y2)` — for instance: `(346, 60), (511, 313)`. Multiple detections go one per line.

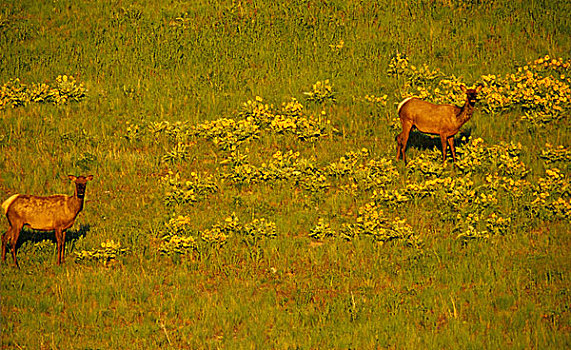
(61, 230), (67, 264)
(396, 133), (402, 161)
(56, 229), (63, 265)
(10, 225), (22, 268)
(447, 137), (457, 163)
(396, 135), (402, 161)
(1, 229), (8, 262)
(440, 135), (448, 163)
(397, 122), (413, 163)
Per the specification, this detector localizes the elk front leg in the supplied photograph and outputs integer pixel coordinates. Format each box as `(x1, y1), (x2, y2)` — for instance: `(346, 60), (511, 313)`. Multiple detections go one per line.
(447, 136), (457, 163)
(440, 134), (448, 163)
(61, 230), (67, 264)
(56, 229), (63, 265)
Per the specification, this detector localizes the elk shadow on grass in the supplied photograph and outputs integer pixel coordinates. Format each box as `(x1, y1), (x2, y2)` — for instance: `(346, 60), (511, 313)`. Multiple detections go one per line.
(14, 224), (91, 253)
(405, 128), (472, 153)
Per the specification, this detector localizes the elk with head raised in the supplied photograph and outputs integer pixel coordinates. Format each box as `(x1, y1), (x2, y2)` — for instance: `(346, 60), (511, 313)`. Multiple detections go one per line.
(396, 84), (483, 164)
(2, 175), (94, 267)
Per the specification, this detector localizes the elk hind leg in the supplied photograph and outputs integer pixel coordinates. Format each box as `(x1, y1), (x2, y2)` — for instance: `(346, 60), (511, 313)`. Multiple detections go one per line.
(9, 224), (22, 268)
(397, 123), (413, 163)
(1, 228), (8, 262)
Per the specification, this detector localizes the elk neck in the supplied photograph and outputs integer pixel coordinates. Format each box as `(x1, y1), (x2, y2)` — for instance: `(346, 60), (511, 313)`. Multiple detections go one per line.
(73, 184), (87, 211)
(456, 98), (476, 125)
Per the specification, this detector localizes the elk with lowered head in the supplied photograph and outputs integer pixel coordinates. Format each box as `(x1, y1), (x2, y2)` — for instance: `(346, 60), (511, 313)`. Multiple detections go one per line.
(396, 84), (483, 164)
(2, 175), (93, 267)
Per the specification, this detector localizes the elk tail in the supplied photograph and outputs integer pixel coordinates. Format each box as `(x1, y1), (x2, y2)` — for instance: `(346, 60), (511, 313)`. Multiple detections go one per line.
(2, 194), (19, 214)
(397, 97), (415, 113)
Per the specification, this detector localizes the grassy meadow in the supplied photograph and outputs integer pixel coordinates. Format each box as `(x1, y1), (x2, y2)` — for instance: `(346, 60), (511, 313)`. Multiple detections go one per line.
(1, 0), (570, 348)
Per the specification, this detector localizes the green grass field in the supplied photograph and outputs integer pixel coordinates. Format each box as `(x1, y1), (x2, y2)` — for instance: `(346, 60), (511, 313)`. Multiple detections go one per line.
(1, 0), (570, 348)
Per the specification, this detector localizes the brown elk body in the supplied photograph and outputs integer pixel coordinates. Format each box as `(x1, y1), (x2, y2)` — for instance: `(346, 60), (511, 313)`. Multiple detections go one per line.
(396, 85), (483, 163)
(2, 175), (93, 267)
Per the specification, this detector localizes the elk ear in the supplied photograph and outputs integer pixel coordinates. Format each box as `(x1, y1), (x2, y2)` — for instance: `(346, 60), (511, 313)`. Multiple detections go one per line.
(460, 85), (467, 93)
(68, 175), (77, 181)
(86, 175), (94, 181)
